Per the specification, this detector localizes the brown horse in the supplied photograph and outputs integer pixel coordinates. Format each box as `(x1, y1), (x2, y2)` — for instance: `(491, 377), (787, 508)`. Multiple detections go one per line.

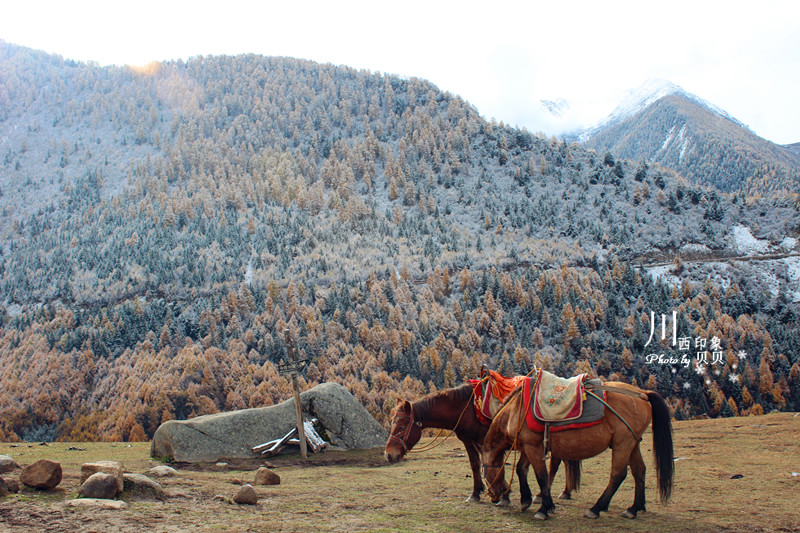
(482, 382), (674, 520)
(384, 383), (579, 509)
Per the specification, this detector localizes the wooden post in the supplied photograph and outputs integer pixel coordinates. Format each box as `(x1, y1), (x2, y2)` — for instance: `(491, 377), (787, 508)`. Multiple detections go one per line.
(284, 329), (307, 458)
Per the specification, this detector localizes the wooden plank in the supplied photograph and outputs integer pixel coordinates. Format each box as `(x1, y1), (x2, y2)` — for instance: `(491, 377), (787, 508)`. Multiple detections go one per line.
(285, 328), (308, 459)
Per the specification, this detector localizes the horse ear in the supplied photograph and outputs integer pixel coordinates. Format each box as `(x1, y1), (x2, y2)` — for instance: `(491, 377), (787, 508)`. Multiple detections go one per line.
(401, 400), (412, 414)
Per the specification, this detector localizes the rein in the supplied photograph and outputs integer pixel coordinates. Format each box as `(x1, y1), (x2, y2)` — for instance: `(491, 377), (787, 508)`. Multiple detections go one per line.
(482, 366), (540, 498)
(585, 389), (642, 442)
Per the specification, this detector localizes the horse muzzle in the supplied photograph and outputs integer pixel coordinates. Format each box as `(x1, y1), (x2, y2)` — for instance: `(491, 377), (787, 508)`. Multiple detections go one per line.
(384, 450), (404, 464)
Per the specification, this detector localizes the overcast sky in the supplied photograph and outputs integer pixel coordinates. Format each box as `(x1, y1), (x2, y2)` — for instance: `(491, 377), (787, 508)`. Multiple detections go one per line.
(2, 0), (798, 144)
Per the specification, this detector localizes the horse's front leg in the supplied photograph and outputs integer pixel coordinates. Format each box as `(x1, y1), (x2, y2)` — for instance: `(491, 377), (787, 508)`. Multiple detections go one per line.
(463, 440), (485, 503)
(516, 455), (532, 511)
(534, 456), (562, 505)
(522, 444), (555, 520)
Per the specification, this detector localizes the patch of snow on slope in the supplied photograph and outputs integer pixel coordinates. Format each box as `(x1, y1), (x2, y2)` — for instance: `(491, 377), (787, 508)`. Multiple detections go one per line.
(780, 236), (797, 251)
(783, 256), (800, 302)
(732, 225), (769, 255)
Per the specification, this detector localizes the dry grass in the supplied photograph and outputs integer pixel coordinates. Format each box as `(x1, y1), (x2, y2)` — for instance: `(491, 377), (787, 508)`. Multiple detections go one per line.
(1, 412), (799, 532)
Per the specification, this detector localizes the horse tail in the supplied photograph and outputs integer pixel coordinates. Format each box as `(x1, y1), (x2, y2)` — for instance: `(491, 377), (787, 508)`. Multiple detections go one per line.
(647, 391), (674, 504)
(565, 459), (581, 492)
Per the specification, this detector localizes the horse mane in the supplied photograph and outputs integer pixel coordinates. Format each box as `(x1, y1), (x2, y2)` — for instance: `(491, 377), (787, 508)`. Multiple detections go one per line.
(412, 383), (473, 420)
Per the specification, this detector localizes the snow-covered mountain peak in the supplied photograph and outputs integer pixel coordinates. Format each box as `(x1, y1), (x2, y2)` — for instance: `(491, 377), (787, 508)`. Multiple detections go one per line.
(579, 79), (745, 141)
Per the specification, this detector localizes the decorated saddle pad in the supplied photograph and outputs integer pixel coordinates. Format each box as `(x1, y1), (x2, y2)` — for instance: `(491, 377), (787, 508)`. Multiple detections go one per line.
(469, 369), (526, 423)
(523, 373), (606, 433)
(533, 369), (586, 422)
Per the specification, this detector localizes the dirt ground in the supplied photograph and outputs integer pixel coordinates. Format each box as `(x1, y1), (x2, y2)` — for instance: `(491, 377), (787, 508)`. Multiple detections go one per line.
(1, 412), (799, 532)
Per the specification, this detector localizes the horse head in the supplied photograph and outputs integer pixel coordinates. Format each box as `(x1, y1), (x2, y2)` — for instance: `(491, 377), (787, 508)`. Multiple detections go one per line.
(482, 460), (510, 504)
(384, 399), (423, 463)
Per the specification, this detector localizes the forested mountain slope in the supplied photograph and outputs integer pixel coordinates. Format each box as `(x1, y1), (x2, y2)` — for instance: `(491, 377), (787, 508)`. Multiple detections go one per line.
(1, 43), (798, 442)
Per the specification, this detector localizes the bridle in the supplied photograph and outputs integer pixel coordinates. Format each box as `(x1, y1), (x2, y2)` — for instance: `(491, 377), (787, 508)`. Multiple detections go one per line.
(388, 407), (423, 454)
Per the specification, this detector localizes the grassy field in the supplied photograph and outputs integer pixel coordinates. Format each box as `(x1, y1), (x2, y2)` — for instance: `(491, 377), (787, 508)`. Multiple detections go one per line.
(1, 412), (799, 532)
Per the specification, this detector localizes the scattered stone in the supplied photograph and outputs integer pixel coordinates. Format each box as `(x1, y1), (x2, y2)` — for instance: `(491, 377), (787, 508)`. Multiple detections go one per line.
(65, 498), (129, 510)
(0, 455), (20, 474)
(67, 446), (87, 451)
(20, 459), (62, 490)
(233, 484), (258, 505)
(215, 462), (229, 468)
(254, 467), (281, 486)
(5, 478), (19, 493)
(212, 494), (234, 504)
(730, 474), (744, 479)
(147, 465), (178, 477)
(79, 472), (120, 499)
(80, 461), (124, 495)
(122, 473), (168, 501)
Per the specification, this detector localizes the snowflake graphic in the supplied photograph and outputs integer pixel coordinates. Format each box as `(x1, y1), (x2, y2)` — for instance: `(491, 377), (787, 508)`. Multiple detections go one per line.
(729, 374), (740, 384)
(738, 350), (747, 360)
(683, 382), (692, 390)
(694, 363), (706, 376)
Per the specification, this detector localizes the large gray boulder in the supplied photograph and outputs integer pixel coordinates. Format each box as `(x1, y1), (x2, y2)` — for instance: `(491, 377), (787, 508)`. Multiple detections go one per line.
(151, 382), (387, 462)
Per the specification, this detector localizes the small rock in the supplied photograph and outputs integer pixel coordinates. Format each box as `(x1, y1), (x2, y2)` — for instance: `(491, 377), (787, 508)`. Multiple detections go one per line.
(147, 465), (178, 478)
(212, 494), (234, 504)
(80, 461), (124, 494)
(5, 478), (19, 493)
(215, 462), (228, 468)
(0, 455), (20, 474)
(20, 459), (62, 490)
(730, 474), (744, 479)
(65, 498), (129, 510)
(254, 467), (281, 486)
(79, 472), (120, 499)
(233, 484), (258, 505)
(122, 473), (168, 501)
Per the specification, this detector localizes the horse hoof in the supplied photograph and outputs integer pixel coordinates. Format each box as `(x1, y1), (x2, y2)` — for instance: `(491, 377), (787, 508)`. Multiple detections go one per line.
(496, 499), (510, 508)
(521, 500), (532, 512)
(465, 495), (480, 503)
(584, 510), (599, 519)
(533, 512), (548, 520)
(533, 495), (542, 504)
(621, 510), (637, 519)
(558, 491), (572, 500)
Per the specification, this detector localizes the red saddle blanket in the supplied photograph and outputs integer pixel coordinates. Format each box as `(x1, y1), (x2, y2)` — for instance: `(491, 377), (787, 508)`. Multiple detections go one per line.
(468, 369), (526, 425)
(523, 371), (606, 433)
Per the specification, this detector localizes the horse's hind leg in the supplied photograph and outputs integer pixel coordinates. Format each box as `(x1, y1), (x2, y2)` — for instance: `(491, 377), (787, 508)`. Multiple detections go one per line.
(463, 441), (484, 503)
(585, 448), (629, 519)
(621, 443), (646, 519)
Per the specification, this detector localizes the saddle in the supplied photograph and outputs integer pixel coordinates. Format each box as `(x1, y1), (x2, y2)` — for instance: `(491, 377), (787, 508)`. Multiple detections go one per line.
(523, 369), (606, 433)
(468, 368), (526, 424)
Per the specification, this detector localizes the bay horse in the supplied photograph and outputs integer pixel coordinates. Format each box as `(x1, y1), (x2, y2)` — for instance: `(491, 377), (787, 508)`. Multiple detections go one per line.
(384, 383), (579, 509)
(482, 381), (674, 520)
